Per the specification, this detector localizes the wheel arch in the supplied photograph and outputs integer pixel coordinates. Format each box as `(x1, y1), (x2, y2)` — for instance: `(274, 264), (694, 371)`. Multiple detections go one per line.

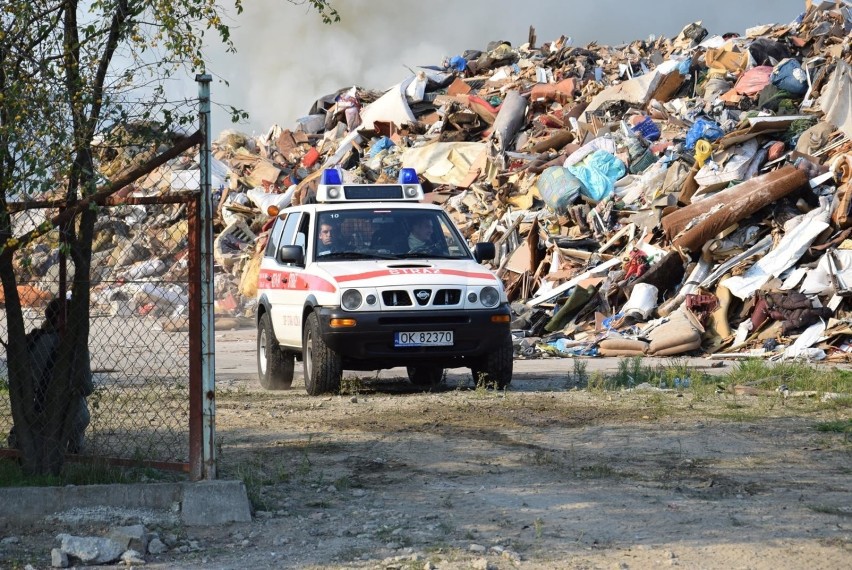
(256, 294), (272, 324)
(301, 294), (320, 330)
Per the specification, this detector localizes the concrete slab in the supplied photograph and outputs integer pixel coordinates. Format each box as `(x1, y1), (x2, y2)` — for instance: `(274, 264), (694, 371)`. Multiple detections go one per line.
(0, 480), (250, 528)
(181, 480), (252, 525)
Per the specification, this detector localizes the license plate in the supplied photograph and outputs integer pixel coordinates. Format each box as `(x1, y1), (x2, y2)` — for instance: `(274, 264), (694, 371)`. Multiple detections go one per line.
(394, 330), (454, 347)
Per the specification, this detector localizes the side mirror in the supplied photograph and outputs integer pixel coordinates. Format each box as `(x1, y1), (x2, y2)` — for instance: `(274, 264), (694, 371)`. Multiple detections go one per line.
(473, 242), (495, 263)
(277, 244), (304, 266)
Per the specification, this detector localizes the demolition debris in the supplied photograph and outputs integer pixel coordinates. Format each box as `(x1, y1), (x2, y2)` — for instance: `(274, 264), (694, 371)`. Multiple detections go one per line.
(18, 1), (852, 363)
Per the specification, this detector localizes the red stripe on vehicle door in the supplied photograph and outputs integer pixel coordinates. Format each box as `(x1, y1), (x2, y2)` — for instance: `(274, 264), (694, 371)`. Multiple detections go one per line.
(257, 269), (336, 292)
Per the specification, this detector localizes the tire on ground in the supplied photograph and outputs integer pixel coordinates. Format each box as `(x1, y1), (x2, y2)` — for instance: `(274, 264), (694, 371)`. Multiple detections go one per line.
(471, 331), (513, 389)
(257, 312), (295, 390)
(303, 312), (342, 395)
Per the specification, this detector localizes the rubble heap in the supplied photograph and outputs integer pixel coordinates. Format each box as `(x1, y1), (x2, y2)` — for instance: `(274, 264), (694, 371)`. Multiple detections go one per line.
(22, 2), (852, 362)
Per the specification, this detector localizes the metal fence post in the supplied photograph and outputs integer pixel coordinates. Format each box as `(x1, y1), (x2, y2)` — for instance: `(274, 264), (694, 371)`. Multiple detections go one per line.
(196, 74), (217, 480)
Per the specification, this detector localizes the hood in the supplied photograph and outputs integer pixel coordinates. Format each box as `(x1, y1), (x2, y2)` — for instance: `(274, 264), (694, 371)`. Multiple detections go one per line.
(317, 260), (500, 288)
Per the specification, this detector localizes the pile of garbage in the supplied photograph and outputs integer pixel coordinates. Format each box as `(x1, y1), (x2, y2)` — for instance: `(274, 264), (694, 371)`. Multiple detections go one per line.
(20, 1), (852, 361)
(216, 2), (852, 362)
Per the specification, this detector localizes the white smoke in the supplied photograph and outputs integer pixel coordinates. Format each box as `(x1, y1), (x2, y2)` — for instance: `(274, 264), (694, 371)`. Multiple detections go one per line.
(203, 0), (805, 136)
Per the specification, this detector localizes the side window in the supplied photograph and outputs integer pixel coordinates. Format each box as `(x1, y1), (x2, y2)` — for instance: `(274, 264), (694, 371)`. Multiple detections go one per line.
(264, 215), (286, 257)
(295, 214), (310, 252)
(267, 213), (302, 262)
(280, 213), (301, 247)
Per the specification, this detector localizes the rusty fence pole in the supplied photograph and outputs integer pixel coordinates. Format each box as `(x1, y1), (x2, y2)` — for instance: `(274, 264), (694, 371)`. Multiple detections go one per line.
(188, 194), (202, 480)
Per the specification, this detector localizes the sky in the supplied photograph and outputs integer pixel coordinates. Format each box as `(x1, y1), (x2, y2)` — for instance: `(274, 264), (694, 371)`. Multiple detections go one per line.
(196, 0), (807, 137)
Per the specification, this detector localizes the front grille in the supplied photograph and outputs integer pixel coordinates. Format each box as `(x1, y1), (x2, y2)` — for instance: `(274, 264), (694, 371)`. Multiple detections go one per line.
(378, 315), (470, 326)
(382, 290), (412, 307)
(413, 289), (431, 306)
(433, 289), (461, 305)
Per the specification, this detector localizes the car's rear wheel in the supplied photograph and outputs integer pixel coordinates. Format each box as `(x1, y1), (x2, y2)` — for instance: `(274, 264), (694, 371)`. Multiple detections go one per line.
(257, 312), (295, 390)
(303, 312), (342, 395)
(406, 366), (445, 389)
(471, 331), (513, 389)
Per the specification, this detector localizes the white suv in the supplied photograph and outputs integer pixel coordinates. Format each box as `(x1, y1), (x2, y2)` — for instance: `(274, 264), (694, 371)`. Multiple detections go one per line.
(255, 168), (513, 395)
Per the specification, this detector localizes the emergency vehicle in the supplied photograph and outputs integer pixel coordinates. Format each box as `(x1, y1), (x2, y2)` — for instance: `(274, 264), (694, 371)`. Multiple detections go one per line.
(256, 168), (513, 395)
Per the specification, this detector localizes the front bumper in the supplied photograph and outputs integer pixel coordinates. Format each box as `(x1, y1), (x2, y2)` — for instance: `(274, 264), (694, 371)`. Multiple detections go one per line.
(315, 304), (511, 369)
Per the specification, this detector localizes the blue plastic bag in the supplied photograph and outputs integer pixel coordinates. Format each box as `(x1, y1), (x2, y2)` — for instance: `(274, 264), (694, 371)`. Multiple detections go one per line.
(567, 150), (627, 203)
(369, 136), (395, 157)
(447, 55), (467, 73)
(771, 58), (808, 96)
(685, 118), (724, 150)
(632, 116), (661, 142)
(537, 166), (583, 212)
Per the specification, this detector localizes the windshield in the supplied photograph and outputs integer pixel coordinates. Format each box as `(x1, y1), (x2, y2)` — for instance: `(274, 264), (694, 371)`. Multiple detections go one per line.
(313, 208), (471, 261)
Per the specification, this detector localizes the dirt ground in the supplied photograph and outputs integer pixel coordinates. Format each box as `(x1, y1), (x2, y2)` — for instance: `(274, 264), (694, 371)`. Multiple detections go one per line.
(2, 328), (850, 569)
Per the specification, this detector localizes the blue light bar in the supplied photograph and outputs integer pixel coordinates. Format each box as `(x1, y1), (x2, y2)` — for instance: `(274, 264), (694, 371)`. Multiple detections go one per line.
(398, 168), (418, 185)
(321, 168), (342, 185)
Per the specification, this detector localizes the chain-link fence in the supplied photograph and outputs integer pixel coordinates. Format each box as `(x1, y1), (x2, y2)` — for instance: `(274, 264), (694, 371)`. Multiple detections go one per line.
(0, 133), (205, 474)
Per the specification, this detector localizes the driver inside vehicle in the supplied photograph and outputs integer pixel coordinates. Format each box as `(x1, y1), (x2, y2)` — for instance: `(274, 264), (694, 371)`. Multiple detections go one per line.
(407, 216), (435, 252)
(316, 221), (339, 256)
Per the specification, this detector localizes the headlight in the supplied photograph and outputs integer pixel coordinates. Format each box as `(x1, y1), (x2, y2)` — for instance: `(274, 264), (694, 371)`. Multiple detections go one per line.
(467, 292), (478, 303)
(480, 286), (500, 308)
(341, 289), (363, 310)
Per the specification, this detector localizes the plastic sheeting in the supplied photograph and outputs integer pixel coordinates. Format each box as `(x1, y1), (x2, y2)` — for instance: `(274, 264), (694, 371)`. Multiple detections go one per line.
(685, 118), (724, 150)
(819, 61), (852, 140)
(567, 150), (627, 203)
(536, 166), (583, 213)
(401, 142), (487, 186)
(800, 250), (852, 296)
(722, 204), (831, 300)
(359, 79), (416, 130)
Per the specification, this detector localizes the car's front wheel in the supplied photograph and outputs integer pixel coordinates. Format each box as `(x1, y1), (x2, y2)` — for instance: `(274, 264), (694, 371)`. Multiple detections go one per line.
(471, 331), (513, 389)
(303, 312), (342, 395)
(257, 312), (295, 390)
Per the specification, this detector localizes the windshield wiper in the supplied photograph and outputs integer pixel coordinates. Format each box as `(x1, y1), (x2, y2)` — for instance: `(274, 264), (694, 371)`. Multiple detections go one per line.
(319, 251), (400, 260)
(402, 252), (459, 259)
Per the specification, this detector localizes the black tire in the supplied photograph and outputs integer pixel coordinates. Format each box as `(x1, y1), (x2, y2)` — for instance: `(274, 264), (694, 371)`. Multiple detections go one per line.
(471, 332), (513, 389)
(257, 312), (295, 390)
(303, 312), (342, 396)
(406, 366), (445, 389)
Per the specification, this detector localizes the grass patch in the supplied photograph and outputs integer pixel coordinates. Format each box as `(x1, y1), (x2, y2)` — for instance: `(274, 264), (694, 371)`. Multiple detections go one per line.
(721, 359), (852, 394)
(339, 375), (365, 395)
(607, 357), (656, 389)
(586, 357), (713, 392)
(565, 358), (588, 388)
(815, 419), (852, 434)
(820, 395), (852, 411)
(642, 391), (669, 419)
(0, 457), (180, 487)
(0, 375), (8, 394)
(712, 405), (762, 422)
(227, 450), (293, 511)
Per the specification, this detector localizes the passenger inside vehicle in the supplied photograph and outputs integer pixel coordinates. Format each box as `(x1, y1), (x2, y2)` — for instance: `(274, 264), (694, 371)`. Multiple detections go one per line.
(371, 223), (406, 253)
